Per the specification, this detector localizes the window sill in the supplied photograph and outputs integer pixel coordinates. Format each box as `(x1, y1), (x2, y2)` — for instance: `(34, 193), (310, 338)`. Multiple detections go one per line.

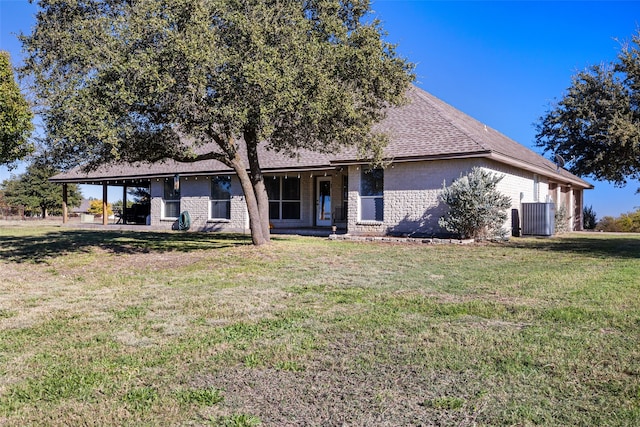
(207, 219), (231, 223)
(161, 218), (178, 222)
(357, 220), (384, 226)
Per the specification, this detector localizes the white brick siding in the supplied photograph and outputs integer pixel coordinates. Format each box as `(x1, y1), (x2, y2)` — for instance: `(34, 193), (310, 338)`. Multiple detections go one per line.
(150, 176), (249, 232)
(146, 160), (583, 235)
(149, 173), (322, 232)
(477, 159), (548, 235)
(346, 159), (546, 237)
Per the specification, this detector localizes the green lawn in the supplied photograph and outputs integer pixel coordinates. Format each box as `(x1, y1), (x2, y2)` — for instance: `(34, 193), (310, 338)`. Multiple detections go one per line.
(0, 225), (639, 426)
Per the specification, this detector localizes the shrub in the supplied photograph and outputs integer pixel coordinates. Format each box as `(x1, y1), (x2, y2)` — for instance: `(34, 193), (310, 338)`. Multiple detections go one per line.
(438, 167), (511, 240)
(87, 199), (113, 217)
(583, 205), (597, 229)
(555, 204), (570, 234)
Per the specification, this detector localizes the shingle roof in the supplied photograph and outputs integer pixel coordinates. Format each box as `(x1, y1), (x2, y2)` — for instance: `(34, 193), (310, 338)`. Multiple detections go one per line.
(51, 85), (592, 188)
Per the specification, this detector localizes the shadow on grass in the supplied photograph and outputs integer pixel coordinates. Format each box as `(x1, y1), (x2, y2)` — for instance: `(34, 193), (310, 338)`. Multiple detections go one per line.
(0, 229), (254, 263)
(509, 234), (640, 259)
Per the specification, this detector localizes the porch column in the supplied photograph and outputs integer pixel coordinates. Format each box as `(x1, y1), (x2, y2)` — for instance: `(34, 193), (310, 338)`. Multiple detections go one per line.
(102, 183), (108, 226)
(122, 185), (127, 224)
(573, 188), (582, 231)
(62, 183), (68, 224)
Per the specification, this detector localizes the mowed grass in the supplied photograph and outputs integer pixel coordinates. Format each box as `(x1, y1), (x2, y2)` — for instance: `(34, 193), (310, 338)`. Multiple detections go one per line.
(0, 224), (639, 426)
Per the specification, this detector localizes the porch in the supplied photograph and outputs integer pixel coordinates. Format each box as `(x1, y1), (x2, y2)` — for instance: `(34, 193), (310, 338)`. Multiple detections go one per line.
(60, 219), (346, 237)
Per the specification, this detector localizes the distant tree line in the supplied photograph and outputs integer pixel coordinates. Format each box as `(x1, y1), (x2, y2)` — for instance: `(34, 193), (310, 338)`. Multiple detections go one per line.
(595, 209), (640, 232)
(0, 157), (82, 218)
(582, 204), (640, 232)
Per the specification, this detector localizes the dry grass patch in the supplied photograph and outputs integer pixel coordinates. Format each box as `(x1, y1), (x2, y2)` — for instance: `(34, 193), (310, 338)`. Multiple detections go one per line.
(0, 225), (639, 425)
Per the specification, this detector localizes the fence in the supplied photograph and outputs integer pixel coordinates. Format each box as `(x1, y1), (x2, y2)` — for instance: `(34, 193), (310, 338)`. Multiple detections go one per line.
(0, 206), (25, 220)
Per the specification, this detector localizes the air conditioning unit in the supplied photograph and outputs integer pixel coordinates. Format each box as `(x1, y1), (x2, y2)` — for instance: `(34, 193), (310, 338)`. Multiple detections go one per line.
(522, 202), (555, 236)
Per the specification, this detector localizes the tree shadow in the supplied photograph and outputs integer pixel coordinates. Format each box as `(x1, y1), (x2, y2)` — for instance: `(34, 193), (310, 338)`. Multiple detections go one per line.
(507, 234), (640, 259)
(0, 229), (253, 263)
(385, 203), (455, 238)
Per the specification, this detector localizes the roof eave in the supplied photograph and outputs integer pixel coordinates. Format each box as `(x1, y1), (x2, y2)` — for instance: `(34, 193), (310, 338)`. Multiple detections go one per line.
(48, 165), (337, 185)
(488, 152), (594, 189)
(329, 150), (492, 166)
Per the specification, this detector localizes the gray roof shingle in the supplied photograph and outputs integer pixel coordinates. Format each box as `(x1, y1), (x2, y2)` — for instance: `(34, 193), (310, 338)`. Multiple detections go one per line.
(51, 85), (592, 188)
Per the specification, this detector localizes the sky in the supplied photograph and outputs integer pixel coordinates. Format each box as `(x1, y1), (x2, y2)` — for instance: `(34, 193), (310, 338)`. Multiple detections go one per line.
(1, 0), (640, 217)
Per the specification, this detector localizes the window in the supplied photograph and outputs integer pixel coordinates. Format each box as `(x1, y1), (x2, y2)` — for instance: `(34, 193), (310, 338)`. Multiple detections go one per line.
(266, 176), (301, 220)
(360, 168), (383, 221)
(163, 178), (180, 218)
(210, 176), (231, 220)
(334, 175), (348, 221)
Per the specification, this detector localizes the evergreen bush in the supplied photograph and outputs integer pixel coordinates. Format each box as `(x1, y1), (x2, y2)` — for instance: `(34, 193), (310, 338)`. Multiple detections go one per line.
(439, 167), (511, 240)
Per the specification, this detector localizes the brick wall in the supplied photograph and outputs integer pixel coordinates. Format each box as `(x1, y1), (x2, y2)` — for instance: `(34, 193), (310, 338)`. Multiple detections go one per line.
(149, 173), (326, 232)
(149, 176), (249, 232)
(146, 161), (569, 236)
(346, 159), (542, 237)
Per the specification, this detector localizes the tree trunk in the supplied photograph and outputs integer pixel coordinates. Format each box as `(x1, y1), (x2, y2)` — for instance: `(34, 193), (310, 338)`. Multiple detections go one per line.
(41, 207), (47, 219)
(244, 130), (271, 242)
(188, 133), (270, 246)
(229, 154), (268, 246)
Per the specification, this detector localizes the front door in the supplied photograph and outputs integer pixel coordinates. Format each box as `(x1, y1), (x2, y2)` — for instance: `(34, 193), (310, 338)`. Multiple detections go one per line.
(316, 177), (332, 226)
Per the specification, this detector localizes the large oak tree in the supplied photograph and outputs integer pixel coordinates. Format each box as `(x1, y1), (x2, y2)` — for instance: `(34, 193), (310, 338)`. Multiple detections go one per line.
(21, 0), (414, 245)
(536, 30), (640, 187)
(1, 157), (82, 218)
(0, 51), (34, 167)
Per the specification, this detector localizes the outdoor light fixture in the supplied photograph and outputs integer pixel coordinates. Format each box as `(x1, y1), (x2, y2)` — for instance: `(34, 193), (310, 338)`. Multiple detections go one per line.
(174, 174), (180, 192)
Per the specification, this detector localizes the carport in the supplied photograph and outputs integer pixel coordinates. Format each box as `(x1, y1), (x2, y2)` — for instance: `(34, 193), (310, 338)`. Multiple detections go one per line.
(59, 178), (151, 226)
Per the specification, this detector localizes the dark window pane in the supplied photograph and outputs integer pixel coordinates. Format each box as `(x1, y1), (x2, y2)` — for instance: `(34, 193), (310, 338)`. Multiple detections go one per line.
(269, 201), (280, 219)
(282, 202), (301, 219)
(211, 200), (231, 219)
(374, 198), (383, 221)
(164, 201), (180, 218)
(361, 197), (383, 221)
(164, 180), (180, 200)
(211, 176), (231, 200)
(266, 177), (280, 200)
(282, 177), (300, 200)
(342, 175), (349, 199)
(361, 169), (383, 196)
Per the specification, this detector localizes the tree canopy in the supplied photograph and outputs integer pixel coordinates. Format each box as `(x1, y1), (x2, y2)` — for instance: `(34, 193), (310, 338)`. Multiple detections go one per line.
(535, 30), (640, 186)
(21, 0), (415, 244)
(1, 157), (82, 218)
(88, 199), (114, 217)
(0, 50), (34, 167)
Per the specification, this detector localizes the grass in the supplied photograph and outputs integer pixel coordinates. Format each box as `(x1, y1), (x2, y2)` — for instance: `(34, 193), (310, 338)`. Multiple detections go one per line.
(0, 224), (639, 426)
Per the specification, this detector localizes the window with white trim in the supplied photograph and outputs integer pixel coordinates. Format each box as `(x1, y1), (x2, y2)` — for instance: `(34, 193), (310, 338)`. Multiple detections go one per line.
(266, 176), (301, 220)
(163, 179), (180, 218)
(210, 176), (231, 220)
(360, 168), (383, 221)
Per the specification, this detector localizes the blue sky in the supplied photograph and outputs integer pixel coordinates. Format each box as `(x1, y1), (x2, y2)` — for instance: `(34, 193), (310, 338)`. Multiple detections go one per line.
(1, 0), (640, 217)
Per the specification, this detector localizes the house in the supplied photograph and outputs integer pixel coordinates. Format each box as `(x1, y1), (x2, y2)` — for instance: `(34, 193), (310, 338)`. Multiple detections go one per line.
(51, 86), (592, 236)
(71, 198), (91, 215)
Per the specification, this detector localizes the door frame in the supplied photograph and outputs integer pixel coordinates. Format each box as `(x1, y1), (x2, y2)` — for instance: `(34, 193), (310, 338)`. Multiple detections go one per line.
(315, 176), (332, 227)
